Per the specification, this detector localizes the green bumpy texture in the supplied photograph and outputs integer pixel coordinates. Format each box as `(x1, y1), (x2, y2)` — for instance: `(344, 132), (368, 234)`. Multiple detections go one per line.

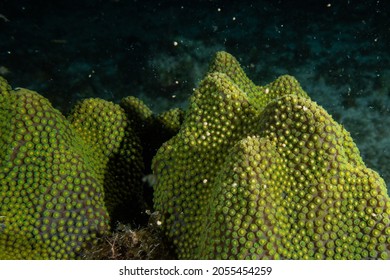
(153, 51), (390, 259)
(0, 85), (110, 259)
(69, 97), (145, 224)
(0, 78), (146, 259)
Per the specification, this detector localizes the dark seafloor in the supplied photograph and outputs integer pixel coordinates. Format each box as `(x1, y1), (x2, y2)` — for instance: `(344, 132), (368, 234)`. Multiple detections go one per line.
(0, 0), (389, 191)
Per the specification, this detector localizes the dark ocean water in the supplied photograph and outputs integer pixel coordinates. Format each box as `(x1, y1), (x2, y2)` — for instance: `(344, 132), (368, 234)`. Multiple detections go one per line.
(0, 0), (389, 189)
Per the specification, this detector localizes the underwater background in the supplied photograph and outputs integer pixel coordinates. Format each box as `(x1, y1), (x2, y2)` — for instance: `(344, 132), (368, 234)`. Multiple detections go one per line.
(0, 0), (389, 191)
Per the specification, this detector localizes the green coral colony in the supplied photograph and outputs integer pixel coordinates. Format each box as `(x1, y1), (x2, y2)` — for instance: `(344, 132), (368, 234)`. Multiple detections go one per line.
(1, 52), (389, 260)
(153, 52), (390, 259)
(0, 78), (109, 259)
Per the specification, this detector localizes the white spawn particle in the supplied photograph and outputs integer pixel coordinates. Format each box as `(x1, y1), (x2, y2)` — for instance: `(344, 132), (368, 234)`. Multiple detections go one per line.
(88, 70), (95, 78)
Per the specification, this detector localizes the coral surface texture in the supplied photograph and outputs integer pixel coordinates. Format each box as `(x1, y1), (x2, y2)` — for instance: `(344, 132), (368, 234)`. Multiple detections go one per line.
(153, 52), (390, 260)
(0, 76), (146, 259)
(0, 51), (389, 260)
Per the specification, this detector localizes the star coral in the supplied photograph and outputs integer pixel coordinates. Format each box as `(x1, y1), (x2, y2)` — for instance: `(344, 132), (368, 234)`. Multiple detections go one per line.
(0, 78), (148, 259)
(0, 74), (185, 259)
(0, 51), (389, 260)
(152, 51), (390, 259)
(0, 84), (111, 259)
